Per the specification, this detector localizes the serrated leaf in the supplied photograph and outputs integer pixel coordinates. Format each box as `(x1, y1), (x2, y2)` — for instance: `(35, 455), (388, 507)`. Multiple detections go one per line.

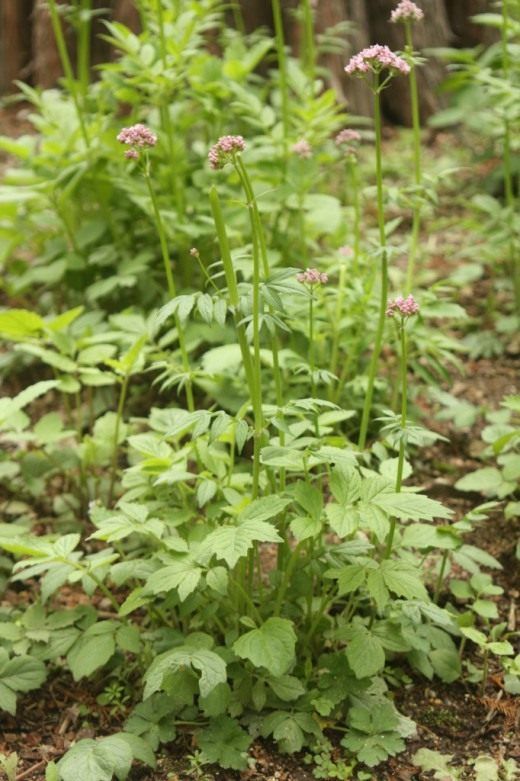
(57, 734), (138, 781)
(145, 559), (202, 602)
(267, 674), (305, 701)
(197, 717), (251, 770)
(380, 561), (429, 601)
(66, 622), (117, 680)
(198, 519), (282, 568)
(373, 491), (451, 521)
(346, 626), (385, 678)
(143, 645), (226, 699)
(233, 618), (296, 677)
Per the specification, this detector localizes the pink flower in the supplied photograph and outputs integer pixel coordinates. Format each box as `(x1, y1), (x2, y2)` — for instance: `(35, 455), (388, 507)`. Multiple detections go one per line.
(297, 268), (329, 285)
(292, 139), (312, 159)
(124, 149), (139, 160)
(338, 245), (353, 258)
(386, 294), (420, 318)
(344, 45), (410, 77)
(335, 129), (361, 146)
(117, 123), (157, 148)
(208, 135), (246, 170)
(390, 0), (424, 23)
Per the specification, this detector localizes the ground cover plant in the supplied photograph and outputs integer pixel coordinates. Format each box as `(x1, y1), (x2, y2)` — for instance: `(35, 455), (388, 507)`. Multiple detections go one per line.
(0, 1), (518, 779)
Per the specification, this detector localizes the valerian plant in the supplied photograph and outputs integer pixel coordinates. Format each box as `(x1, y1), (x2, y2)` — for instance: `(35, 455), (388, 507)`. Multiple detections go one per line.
(0, 1), (514, 779)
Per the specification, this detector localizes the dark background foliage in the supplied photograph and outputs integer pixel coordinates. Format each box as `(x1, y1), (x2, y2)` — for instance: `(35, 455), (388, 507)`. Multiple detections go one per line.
(0, 0), (498, 122)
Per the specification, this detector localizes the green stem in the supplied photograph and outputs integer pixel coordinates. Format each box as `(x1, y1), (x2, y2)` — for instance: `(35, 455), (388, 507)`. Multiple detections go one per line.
(76, 0), (92, 96)
(271, 0), (290, 166)
(209, 186), (263, 492)
(384, 321), (407, 558)
(301, 0), (316, 86)
(47, 0), (90, 148)
(434, 550), (449, 603)
(108, 374), (129, 506)
(155, 0), (184, 214)
(235, 156), (284, 405)
(358, 76), (388, 450)
(404, 22), (423, 294)
(329, 264), (347, 383)
(501, 0), (519, 314)
(350, 159), (361, 275)
(144, 166), (194, 412)
(309, 291), (316, 397)
(273, 541), (305, 616)
(229, 575), (262, 624)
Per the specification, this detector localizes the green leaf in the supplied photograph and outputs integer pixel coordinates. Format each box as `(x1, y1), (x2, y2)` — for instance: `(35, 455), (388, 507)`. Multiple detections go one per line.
(267, 675), (305, 702)
(57, 733), (140, 781)
(66, 622), (117, 680)
(373, 491), (451, 521)
(198, 519), (282, 568)
(239, 495), (291, 523)
(455, 468), (503, 495)
(346, 626), (385, 678)
(472, 600), (498, 620)
(293, 482), (323, 520)
(430, 649), (461, 683)
(233, 618), (296, 677)
(197, 717), (251, 770)
(0, 309), (44, 339)
(380, 561), (429, 602)
(0, 651), (46, 714)
(143, 644), (226, 699)
(145, 559), (202, 602)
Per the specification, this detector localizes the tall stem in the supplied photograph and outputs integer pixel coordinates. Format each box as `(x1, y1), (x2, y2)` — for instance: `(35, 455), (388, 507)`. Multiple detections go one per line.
(144, 168), (194, 412)
(271, 0), (290, 166)
(235, 157), (285, 408)
(309, 292), (316, 397)
(350, 159), (361, 275)
(329, 264), (346, 382)
(47, 0), (90, 148)
(301, 0), (316, 87)
(501, 0), (519, 314)
(358, 76), (388, 450)
(404, 22), (423, 294)
(155, 0), (184, 214)
(76, 0), (92, 97)
(108, 374), (129, 506)
(209, 186), (263, 494)
(384, 321), (407, 558)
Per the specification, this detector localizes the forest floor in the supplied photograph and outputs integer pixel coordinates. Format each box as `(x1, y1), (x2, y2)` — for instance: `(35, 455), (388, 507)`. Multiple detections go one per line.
(0, 112), (518, 780)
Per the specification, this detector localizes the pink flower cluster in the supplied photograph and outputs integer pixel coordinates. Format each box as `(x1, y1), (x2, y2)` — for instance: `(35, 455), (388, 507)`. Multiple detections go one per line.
(208, 135), (246, 170)
(390, 0), (424, 23)
(338, 245), (353, 257)
(335, 128), (361, 146)
(297, 268), (329, 285)
(292, 139), (312, 159)
(345, 45), (410, 77)
(117, 124), (157, 159)
(386, 294), (420, 318)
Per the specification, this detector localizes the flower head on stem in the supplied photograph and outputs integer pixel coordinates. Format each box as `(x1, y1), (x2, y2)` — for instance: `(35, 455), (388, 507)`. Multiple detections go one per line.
(208, 135), (246, 170)
(345, 44), (410, 77)
(390, 0), (424, 23)
(386, 294), (420, 318)
(117, 123), (158, 159)
(335, 128), (361, 158)
(297, 267), (329, 285)
(292, 139), (313, 159)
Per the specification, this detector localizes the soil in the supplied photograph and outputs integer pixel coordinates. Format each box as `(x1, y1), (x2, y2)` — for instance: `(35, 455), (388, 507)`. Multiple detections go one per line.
(0, 114), (519, 780)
